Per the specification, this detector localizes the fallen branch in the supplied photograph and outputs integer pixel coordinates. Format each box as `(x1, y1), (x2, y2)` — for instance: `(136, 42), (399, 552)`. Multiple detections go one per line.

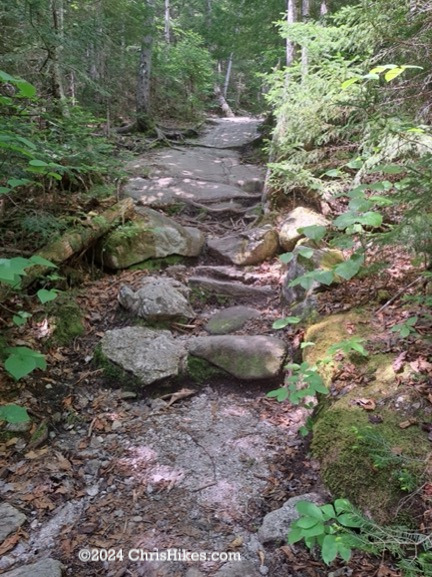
(376, 276), (423, 314)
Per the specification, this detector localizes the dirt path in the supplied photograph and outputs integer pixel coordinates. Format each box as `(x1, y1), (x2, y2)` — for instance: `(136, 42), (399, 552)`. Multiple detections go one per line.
(0, 119), (325, 577)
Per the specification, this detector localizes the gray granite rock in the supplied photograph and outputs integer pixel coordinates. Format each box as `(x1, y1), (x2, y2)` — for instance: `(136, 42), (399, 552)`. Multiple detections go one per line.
(258, 492), (323, 544)
(100, 327), (188, 385)
(0, 559), (63, 577)
(205, 306), (261, 335)
(0, 503), (27, 543)
(207, 226), (279, 266)
(279, 207), (329, 251)
(119, 276), (194, 321)
(187, 335), (287, 380)
(96, 207), (205, 269)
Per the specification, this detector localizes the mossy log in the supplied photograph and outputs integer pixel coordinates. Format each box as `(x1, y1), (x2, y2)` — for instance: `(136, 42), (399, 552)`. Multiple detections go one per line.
(2, 198), (134, 300)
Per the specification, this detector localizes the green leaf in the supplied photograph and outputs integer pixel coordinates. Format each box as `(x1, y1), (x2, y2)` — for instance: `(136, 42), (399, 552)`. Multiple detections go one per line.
(384, 67), (404, 82)
(37, 288), (58, 304)
(0, 404), (30, 424)
(29, 159), (51, 167)
(287, 526), (304, 544)
(320, 504), (336, 520)
(266, 387), (289, 402)
(279, 252), (294, 264)
(334, 255), (364, 280)
(15, 80), (37, 98)
(314, 270), (334, 285)
(322, 534), (338, 565)
(29, 255), (57, 268)
(296, 501), (324, 520)
(337, 513), (363, 528)
(358, 211), (383, 227)
(370, 164), (404, 174)
(4, 347), (46, 380)
(297, 516), (320, 529)
(272, 316), (301, 329)
(7, 178), (32, 188)
(333, 212), (359, 229)
(300, 225), (327, 242)
(13, 311), (32, 327)
(325, 169), (342, 178)
(297, 246), (314, 259)
(337, 542), (352, 562)
(334, 498), (352, 514)
(341, 78), (359, 90)
(346, 159), (363, 169)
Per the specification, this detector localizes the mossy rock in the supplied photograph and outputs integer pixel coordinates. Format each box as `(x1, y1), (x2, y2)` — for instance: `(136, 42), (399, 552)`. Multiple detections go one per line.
(45, 295), (85, 346)
(93, 344), (141, 388)
(307, 310), (431, 523)
(186, 356), (228, 383)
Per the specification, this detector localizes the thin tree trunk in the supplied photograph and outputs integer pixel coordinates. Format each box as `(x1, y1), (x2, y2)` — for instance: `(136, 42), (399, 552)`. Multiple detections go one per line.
(136, 0), (155, 132)
(301, 0), (310, 80)
(214, 85), (235, 117)
(164, 0), (171, 43)
(223, 53), (234, 98)
(286, 0), (297, 66)
(320, 0), (328, 17)
(49, 0), (69, 116)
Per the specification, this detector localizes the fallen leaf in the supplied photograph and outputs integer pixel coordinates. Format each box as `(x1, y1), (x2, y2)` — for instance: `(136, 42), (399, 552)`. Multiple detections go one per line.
(0, 532), (22, 555)
(393, 351), (407, 373)
(399, 419), (417, 429)
(228, 536), (243, 549)
(356, 398), (376, 411)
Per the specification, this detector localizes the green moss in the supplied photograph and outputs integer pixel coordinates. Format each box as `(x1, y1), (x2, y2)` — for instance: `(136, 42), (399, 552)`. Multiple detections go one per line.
(312, 407), (429, 523)
(45, 295), (84, 346)
(94, 344), (141, 388)
(187, 356), (227, 383)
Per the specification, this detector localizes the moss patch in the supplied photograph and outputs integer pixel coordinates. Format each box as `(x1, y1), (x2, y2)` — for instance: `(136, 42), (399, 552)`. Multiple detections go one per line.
(93, 344), (141, 388)
(186, 356), (227, 383)
(130, 254), (185, 271)
(312, 407), (430, 524)
(45, 295), (85, 346)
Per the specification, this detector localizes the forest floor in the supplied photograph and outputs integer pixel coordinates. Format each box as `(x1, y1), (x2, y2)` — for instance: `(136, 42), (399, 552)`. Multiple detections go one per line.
(1, 117), (431, 577)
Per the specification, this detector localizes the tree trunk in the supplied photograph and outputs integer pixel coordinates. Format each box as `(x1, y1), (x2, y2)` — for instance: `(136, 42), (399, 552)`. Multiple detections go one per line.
(286, 0), (297, 67)
(301, 0), (310, 79)
(49, 0), (69, 116)
(136, 0), (155, 132)
(223, 53), (234, 98)
(214, 85), (235, 117)
(164, 0), (171, 43)
(320, 0), (328, 17)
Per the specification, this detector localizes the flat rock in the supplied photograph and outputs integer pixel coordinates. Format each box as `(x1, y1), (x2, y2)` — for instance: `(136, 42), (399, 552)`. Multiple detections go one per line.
(214, 561), (261, 577)
(96, 207), (205, 269)
(0, 503), (27, 542)
(1, 559), (63, 577)
(207, 226), (279, 266)
(279, 207), (329, 251)
(187, 335), (286, 380)
(125, 177), (259, 209)
(195, 117), (261, 149)
(258, 493), (324, 544)
(119, 277), (194, 320)
(189, 276), (273, 302)
(205, 306), (261, 335)
(100, 327), (187, 385)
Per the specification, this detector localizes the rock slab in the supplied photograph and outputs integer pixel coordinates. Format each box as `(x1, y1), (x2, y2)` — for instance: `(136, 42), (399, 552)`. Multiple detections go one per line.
(187, 335), (287, 380)
(258, 493), (324, 544)
(119, 277), (194, 321)
(0, 503), (27, 543)
(207, 226), (279, 266)
(214, 561), (261, 577)
(279, 207), (329, 251)
(1, 559), (63, 577)
(96, 207), (205, 269)
(100, 327), (187, 385)
(205, 306), (261, 335)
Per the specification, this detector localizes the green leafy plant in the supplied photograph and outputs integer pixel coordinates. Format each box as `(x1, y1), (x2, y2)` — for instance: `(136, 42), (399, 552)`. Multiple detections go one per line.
(288, 498), (363, 564)
(391, 316), (418, 339)
(4, 347), (47, 381)
(0, 404), (30, 424)
(267, 361), (328, 405)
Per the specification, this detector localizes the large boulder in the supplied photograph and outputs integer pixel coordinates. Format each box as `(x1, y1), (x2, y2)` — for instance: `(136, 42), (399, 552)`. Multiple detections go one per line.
(95, 207), (205, 269)
(207, 226), (279, 266)
(282, 244), (343, 313)
(100, 327), (188, 385)
(187, 335), (287, 380)
(118, 277), (194, 321)
(279, 207), (329, 252)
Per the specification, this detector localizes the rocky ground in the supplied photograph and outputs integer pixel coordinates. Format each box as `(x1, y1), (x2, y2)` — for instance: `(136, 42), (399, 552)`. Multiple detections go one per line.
(2, 117), (428, 577)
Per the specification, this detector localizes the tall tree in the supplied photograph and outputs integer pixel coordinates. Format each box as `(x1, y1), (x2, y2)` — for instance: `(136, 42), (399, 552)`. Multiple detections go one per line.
(136, 0), (155, 131)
